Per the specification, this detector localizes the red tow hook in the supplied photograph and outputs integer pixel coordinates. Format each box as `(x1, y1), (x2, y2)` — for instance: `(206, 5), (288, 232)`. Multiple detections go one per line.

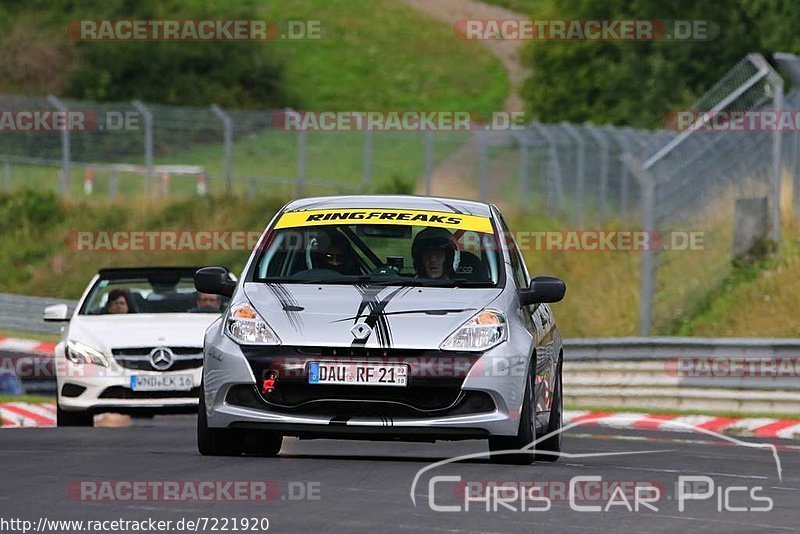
(261, 371), (278, 395)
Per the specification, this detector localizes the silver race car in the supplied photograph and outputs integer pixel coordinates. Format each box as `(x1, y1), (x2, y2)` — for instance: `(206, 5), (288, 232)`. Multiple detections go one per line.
(196, 195), (565, 464)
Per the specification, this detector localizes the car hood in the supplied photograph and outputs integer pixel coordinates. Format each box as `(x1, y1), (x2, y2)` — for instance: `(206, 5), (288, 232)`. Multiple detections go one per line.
(66, 313), (220, 353)
(244, 282), (503, 350)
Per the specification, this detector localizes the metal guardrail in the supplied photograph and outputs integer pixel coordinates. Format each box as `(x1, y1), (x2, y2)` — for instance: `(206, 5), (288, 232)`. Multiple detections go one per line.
(563, 337), (800, 360)
(0, 293), (75, 335)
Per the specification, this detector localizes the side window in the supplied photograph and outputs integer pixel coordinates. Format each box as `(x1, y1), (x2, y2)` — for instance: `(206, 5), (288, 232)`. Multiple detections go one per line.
(496, 211), (528, 289)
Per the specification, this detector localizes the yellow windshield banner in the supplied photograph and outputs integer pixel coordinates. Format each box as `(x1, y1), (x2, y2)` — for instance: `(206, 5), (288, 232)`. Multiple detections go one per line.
(275, 208), (494, 234)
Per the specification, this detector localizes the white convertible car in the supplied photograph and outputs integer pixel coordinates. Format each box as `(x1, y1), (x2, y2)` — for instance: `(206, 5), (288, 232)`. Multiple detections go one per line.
(44, 267), (231, 427)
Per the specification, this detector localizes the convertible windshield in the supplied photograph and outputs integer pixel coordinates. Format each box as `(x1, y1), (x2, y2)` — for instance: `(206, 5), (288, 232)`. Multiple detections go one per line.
(80, 272), (228, 315)
(254, 216), (502, 287)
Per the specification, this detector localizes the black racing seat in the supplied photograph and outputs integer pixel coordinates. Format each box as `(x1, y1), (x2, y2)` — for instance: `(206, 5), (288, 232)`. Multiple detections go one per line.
(455, 251), (489, 281)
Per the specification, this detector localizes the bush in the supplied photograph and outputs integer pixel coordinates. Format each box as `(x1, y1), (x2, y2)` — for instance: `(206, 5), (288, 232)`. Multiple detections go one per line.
(519, 0), (794, 128)
(0, 0), (289, 108)
(0, 190), (62, 231)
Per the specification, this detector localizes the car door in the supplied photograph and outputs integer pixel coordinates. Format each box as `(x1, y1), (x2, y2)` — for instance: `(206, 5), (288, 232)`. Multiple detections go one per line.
(495, 209), (558, 414)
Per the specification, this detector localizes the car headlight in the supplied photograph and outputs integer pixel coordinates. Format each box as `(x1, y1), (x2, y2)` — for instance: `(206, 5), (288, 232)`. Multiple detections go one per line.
(65, 340), (109, 367)
(440, 309), (506, 351)
(226, 302), (281, 345)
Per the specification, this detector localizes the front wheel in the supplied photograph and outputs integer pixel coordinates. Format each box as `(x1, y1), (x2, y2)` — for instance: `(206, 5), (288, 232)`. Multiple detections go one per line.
(197, 386), (242, 456)
(488, 357), (536, 465)
(534, 357), (562, 462)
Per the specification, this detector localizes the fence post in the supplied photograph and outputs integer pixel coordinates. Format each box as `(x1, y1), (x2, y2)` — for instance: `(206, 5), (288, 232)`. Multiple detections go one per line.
(531, 123), (565, 216)
(3, 158), (10, 192)
(624, 154), (656, 336)
(561, 123), (585, 226)
(611, 129), (632, 220)
(362, 128), (373, 192)
(585, 124), (609, 221)
(132, 100), (154, 196)
(513, 131), (529, 213)
(109, 170), (118, 199)
(424, 130), (434, 196)
(47, 95), (70, 196)
(296, 129), (307, 197)
(211, 104), (234, 193)
(767, 69), (784, 241)
(476, 129), (489, 202)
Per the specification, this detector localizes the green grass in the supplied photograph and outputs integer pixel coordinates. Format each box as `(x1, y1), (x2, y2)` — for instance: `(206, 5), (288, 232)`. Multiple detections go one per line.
(0, 395), (53, 404)
(261, 0), (508, 116)
(671, 225), (800, 337)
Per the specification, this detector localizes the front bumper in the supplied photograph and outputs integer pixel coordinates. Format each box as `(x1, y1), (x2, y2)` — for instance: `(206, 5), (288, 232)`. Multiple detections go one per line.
(56, 355), (202, 413)
(203, 328), (531, 438)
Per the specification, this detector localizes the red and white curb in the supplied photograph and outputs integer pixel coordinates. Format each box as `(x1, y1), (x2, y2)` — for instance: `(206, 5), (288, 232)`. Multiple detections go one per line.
(0, 336), (56, 354)
(565, 410), (800, 439)
(0, 402), (56, 427)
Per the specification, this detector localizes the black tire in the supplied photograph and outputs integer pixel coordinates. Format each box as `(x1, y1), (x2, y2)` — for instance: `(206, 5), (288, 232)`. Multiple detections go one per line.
(197, 386), (242, 456)
(57, 404), (93, 427)
(534, 356), (562, 462)
(488, 356), (536, 465)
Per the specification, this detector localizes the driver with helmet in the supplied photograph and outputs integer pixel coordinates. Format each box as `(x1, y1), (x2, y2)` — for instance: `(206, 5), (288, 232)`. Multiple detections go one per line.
(412, 227), (459, 279)
(310, 230), (360, 275)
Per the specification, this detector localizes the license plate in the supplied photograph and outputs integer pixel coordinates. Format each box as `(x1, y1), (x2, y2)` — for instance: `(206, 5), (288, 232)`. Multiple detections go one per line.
(308, 362), (408, 387)
(130, 374), (193, 391)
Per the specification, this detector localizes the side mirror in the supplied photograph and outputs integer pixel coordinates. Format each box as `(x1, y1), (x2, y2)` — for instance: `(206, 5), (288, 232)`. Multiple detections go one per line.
(195, 266), (237, 298)
(519, 276), (566, 306)
(43, 303), (70, 322)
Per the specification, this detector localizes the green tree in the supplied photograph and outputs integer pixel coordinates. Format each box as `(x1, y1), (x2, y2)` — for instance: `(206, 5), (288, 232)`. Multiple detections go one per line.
(521, 0), (776, 127)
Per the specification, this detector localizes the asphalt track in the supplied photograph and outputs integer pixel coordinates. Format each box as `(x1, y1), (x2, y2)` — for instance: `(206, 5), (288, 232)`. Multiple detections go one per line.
(1, 416), (799, 533)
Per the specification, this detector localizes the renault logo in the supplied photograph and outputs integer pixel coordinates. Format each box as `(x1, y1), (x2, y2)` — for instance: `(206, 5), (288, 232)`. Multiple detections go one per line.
(149, 346), (175, 371)
(350, 323), (372, 340)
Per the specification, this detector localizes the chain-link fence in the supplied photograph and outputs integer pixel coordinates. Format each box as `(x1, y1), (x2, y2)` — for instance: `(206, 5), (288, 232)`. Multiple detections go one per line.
(624, 53), (799, 335)
(2, 53), (800, 337)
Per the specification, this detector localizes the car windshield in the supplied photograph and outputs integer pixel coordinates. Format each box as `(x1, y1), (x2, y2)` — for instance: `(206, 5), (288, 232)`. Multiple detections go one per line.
(80, 273), (228, 315)
(254, 212), (502, 287)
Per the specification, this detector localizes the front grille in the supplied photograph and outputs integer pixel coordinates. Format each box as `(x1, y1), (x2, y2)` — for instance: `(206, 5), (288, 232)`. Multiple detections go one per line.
(111, 347), (203, 372)
(99, 386), (201, 399)
(239, 346), (483, 415)
(270, 383), (461, 410)
(226, 384), (495, 418)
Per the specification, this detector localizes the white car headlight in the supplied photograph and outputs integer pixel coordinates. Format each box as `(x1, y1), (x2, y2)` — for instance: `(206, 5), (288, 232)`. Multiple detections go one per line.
(226, 302), (281, 346)
(65, 340), (109, 367)
(440, 309), (506, 351)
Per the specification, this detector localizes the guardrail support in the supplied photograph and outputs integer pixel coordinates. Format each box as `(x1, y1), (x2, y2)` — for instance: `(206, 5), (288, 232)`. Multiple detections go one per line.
(211, 104), (234, 193)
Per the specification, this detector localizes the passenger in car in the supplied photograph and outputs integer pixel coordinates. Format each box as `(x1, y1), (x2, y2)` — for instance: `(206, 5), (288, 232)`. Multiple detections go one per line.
(191, 292), (222, 313)
(313, 232), (359, 275)
(105, 288), (133, 314)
